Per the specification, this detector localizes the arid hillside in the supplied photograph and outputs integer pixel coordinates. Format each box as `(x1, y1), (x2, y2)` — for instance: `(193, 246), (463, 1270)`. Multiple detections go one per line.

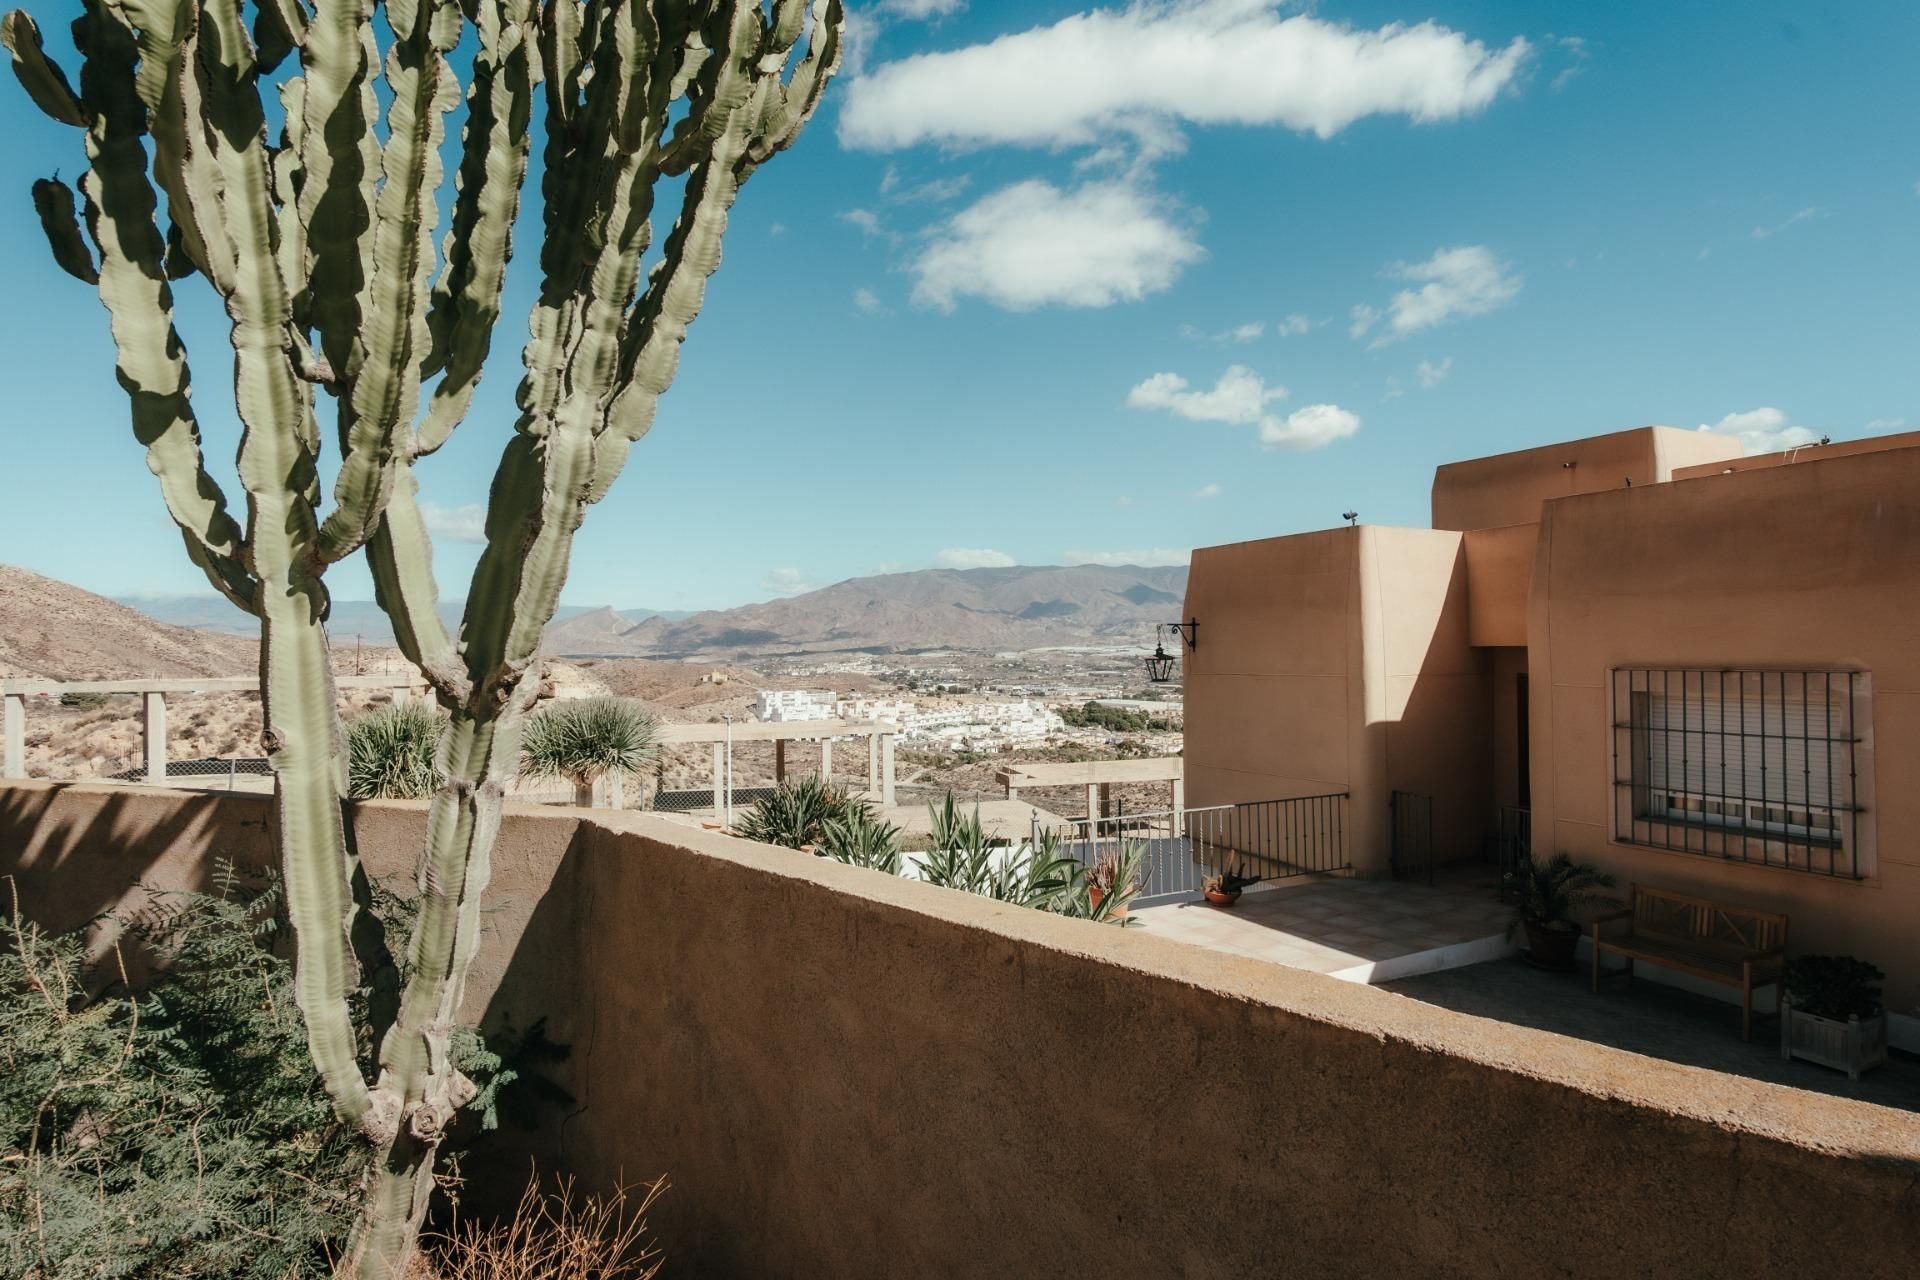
(0, 564), (257, 681)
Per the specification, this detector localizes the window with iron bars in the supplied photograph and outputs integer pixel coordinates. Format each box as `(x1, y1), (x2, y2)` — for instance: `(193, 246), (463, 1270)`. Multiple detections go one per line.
(1610, 669), (1866, 879)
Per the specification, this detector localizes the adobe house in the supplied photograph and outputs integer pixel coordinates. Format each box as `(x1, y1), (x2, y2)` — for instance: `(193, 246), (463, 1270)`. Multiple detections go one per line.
(1181, 425), (1920, 1033)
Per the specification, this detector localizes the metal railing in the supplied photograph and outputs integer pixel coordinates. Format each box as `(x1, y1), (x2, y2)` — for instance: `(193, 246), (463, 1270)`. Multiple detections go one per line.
(1040, 793), (1349, 907)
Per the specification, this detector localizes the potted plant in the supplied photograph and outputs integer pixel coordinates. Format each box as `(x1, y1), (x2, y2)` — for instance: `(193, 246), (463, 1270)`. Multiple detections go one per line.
(1781, 955), (1888, 1080)
(1202, 873), (1243, 907)
(1086, 846), (1146, 920)
(1507, 853), (1617, 972)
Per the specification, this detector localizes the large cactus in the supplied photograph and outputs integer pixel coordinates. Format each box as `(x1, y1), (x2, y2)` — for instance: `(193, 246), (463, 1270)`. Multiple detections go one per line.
(3, 0), (842, 1272)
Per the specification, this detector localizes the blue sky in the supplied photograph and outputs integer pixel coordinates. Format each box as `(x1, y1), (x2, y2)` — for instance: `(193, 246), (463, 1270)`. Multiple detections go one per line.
(1, 0), (1914, 613)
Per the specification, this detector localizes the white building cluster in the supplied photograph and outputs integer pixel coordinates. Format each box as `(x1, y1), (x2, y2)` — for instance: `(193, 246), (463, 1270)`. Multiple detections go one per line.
(750, 688), (1063, 752)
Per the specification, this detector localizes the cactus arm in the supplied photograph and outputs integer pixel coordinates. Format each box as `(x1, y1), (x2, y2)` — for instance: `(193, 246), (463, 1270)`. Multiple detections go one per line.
(1, 10), (85, 124)
(252, 0), (308, 72)
(182, 0), (373, 1128)
(31, 177), (99, 283)
(295, 0), (379, 379)
(365, 473), (466, 696)
(749, 0), (841, 162)
(62, 4), (255, 612)
(314, 0), (459, 562)
(412, 0), (538, 457)
(271, 74), (310, 329)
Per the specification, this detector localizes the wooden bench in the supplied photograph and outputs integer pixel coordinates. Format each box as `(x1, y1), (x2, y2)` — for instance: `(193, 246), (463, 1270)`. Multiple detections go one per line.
(1590, 885), (1787, 1041)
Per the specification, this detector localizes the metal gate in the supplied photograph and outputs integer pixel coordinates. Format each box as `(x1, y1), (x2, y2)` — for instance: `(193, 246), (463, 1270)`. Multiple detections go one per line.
(1390, 790), (1434, 885)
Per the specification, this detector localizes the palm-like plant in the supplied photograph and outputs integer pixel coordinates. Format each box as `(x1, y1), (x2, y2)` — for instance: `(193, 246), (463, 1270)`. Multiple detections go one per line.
(519, 697), (659, 809)
(737, 776), (855, 848)
(817, 807), (904, 874)
(919, 797), (1083, 912)
(1507, 852), (1618, 939)
(346, 703), (445, 800)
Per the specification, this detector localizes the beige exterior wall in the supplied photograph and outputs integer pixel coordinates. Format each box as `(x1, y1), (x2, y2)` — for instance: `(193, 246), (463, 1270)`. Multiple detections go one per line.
(1529, 445), (1920, 1009)
(1183, 527), (1488, 871)
(1462, 522), (1537, 646)
(2, 781), (1916, 1278)
(1672, 429), (1920, 481)
(1432, 425), (1740, 531)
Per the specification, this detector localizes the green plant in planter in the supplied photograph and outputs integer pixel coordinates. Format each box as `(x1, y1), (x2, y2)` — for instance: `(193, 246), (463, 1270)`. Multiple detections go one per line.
(1783, 955), (1884, 1021)
(1506, 852), (1617, 940)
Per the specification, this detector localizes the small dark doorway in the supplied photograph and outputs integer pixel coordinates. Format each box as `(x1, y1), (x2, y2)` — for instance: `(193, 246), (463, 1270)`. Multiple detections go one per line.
(1516, 672), (1531, 809)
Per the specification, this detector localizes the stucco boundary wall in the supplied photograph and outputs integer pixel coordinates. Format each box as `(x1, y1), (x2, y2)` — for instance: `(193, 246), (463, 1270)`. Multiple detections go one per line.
(4, 781), (1918, 1278)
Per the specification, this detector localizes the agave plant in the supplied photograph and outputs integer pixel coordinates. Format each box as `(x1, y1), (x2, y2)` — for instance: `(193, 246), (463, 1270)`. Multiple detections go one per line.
(519, 696), (659, 808)
(737, 775), (855, 848)
(918, 797), (1082, 912)
(346, 702), (445, 800)
(816, 806), (903, 874)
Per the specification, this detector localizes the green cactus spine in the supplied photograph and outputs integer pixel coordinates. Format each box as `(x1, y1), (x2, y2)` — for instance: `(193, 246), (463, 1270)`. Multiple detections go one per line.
(5, 1), (844, 1272)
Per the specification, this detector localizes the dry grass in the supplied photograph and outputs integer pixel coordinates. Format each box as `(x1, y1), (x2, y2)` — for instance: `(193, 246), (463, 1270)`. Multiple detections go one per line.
(407, 1174), (667, 1280)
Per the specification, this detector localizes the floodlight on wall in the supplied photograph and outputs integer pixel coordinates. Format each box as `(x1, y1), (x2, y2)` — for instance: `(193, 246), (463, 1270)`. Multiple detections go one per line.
(1144, 619), (1198, 684)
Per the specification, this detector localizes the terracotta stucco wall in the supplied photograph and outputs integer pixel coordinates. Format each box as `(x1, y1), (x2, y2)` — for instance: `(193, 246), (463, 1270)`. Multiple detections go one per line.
(1529, 446), (1920, 1010)
(1432, 426), (1741, 532)
(1463, 522), (1537, 647)
(1671, 429), (1920, 482)
(5, 782), (1916, 1278)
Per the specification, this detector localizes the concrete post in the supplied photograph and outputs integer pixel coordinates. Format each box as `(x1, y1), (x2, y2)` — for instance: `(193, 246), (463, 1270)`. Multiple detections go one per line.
(712, 744), (725, 810)
(143, 691), (168, 784)
(391, 685), (412, 709)
(1171, 776), (1185, 836)
(2, 693), (25, 780)
(819, 738), (832, 783)
(867, 732), (879, 798)
(1085, 783), (1099, 825)
(880, 734), (896, 807)
(774, 738), (786, 783)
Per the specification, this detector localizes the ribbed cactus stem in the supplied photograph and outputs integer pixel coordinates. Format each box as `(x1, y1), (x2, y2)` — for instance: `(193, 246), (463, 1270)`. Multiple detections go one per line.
(8, 2), (847, 1272)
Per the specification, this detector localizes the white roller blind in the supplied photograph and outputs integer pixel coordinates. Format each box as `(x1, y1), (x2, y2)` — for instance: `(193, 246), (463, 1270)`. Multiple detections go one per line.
(1639, 681), (1846, 810)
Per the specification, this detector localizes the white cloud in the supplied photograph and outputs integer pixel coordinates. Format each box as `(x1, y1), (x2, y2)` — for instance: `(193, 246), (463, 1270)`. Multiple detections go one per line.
(912, 180), (1203, 311)
(1275, 314), (1312, 336)
(935, 547), (1017, 569)
(1127, 365), (1286, 425)
(892, 174), (972, 203)
(420, 502), (486, 544)
(879, 0), (965, 19)
(1416, 356), (1454, 388)
(1262, 404), (1361, 450)
(1750, 207), (1823, 240)
(853, 287), (890, 316)
(769, 221), (787, 236)
(1062, 548), (1192, 568)
(839, 5), (1530, 153)
(1129, 366), (1356, 452)
(1191, 483), (1221, 499)
(1698, 408), (1821, 454)
(1115, 495), (1136, 508)
(1550, 35), (1588, 91)
(840, 207), (883, 235)
(761, 568), (815, 596)
(1354, 245), (1521, 343)
(1865, 417), (1906, 431)
(1181, 320), (1266, 343)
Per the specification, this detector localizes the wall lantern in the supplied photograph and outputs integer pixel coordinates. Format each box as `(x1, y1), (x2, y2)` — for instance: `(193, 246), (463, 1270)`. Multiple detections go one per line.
(1144, 619), (1198, 684)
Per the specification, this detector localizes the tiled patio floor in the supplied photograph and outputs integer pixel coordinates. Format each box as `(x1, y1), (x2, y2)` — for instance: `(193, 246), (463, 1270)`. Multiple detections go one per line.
(1385, 957), (1920, 1113)
(1132, 868), (1513, 983)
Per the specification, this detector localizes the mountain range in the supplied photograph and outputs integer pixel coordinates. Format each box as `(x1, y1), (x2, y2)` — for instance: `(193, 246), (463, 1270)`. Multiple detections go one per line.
(30, 561), (1191, 665)
(543, 564), (1190, 658)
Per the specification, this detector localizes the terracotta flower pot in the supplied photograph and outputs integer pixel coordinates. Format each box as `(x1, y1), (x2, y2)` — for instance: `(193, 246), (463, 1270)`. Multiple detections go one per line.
(1523, 919), (1580, 972)
(1204, 888), (1241, 907)
(1089, 886), (1128, 919)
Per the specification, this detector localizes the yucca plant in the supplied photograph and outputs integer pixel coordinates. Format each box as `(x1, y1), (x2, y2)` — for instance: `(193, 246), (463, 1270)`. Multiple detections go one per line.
(737, 775), (855, 848)
(346, 702), (445, 799)
(918, 797), (1083, 912)
(816, 806), (903, 873)
(3, 0), (844, 1269)
(519, 696), (659, 807)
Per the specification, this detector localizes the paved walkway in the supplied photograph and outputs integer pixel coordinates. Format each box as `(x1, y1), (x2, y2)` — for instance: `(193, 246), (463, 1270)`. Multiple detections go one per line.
(1133, 869), (1513, 983)
(1385, 957), (1920, 1112)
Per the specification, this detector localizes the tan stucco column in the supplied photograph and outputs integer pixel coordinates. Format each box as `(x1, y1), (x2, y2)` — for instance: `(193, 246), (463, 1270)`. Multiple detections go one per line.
(880, 734), (895, 806)
(774, 739), (786, 783)
(819, 739), (832, 782)
(1171, 776), (1184, 834)
(2, 693), (24, 780)
(142, 692), (168, 784)
(867, 733), (879, 795)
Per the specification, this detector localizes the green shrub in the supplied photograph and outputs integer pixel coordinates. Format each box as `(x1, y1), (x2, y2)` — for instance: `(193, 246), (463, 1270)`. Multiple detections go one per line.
(817, 807), (905, 874)
(57, 691), (110, 711)
(347, 701), (446, 799)
(737, 776), (857, 849)
(1784, 955), (1885, 1021)
(520, 697), (660, 798)
(0, 870), (559, 1277)
(1057, 701), (1162, 734)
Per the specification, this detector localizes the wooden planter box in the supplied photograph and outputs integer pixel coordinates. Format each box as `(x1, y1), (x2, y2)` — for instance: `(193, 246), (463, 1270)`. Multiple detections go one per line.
(1780, 1000), (1888, 1080)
